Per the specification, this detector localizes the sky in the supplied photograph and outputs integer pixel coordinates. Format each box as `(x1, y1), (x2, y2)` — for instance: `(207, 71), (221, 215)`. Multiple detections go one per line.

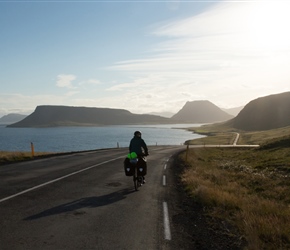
(1, 0), (290, 117)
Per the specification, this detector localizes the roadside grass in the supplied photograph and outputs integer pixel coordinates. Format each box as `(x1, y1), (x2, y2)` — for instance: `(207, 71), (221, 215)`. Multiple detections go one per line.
(185, 132), (236, 145)
(238, 126), (290, 145)
(180, 146), (290, 249)
(187, 124), (290, 145)
(0, 151), (52, 164)
(186, 122), (240, 145)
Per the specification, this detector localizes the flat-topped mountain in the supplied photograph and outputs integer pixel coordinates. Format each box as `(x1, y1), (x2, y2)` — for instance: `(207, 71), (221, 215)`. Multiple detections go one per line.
(7, 106), (172, 127)
(230, 92), (290, 131)
(172, 100), (234, 123)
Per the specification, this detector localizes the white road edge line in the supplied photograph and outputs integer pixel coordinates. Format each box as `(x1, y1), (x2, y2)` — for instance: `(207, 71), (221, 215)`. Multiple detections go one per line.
(0, 156), (124, 204)
(163, 201), (171, 240)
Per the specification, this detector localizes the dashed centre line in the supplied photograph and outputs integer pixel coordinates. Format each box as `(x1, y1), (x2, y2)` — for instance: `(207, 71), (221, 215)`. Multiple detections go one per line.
(162, 158), (171, 241)
(163, 201), (172, 240)
(163, 175), (166, 186)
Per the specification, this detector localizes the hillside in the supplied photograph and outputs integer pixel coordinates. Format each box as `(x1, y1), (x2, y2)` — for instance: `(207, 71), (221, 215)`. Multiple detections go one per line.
(0, 113), (27, 124)
(7, 105), (172, 127)
(231, 92), (290, 131)
(171, 100), (233, 123)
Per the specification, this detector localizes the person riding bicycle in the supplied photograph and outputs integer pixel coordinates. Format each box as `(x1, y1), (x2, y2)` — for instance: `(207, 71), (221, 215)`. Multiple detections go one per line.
(129, 131), (148, 183)
(129, 131), (148, 156)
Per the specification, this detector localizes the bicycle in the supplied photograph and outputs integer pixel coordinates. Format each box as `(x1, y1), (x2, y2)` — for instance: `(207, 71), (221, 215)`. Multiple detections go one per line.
(124, 153), (147, 191)
(129, 155), (147, 191)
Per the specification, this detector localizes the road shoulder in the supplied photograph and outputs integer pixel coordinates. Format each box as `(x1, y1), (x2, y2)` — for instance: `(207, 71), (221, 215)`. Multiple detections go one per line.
(167, 151), (246, 250)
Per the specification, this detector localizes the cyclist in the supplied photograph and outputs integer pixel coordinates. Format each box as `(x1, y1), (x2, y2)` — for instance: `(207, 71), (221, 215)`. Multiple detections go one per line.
(129, 131), (148, 183)
(129, 131), (148, 155)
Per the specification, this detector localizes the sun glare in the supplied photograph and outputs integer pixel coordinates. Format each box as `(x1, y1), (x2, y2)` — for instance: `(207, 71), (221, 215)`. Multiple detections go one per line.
(245, 1), (290, 51)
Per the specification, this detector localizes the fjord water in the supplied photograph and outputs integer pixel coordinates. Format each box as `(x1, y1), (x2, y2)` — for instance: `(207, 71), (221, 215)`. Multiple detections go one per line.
(0, 124), (205, 153)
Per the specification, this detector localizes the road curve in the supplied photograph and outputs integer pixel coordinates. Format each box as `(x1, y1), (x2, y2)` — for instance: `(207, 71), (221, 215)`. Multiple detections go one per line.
(0, 146), (185, 250)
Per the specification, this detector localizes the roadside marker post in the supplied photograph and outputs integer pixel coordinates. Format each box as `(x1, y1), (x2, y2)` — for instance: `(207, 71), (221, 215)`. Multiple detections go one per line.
(31, 142), (35, 158)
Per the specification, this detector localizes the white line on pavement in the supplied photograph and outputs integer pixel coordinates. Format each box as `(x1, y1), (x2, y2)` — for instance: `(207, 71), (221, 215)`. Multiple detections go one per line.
(163, 175), (166, 186)
(163, 201), (171, 240)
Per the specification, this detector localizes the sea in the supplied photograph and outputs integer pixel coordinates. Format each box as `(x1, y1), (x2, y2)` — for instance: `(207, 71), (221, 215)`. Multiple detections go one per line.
(0, 124), (205, 153)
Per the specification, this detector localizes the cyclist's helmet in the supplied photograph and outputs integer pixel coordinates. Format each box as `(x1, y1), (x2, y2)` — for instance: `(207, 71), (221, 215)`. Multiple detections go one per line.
(134, 131), (142, 137)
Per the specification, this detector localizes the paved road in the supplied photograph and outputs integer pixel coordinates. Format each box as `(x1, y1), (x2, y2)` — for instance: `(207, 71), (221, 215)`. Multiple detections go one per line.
(0, 146), (184, 250)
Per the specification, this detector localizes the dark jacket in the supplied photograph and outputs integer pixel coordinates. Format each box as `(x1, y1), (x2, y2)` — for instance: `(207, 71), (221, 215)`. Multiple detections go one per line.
(129, 136), (148, 155)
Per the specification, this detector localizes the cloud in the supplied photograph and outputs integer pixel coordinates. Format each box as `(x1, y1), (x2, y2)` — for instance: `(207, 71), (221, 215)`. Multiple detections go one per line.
(0, 93), (68, 115)
(65, 91), (79, 97)
(105, 1), (290, 111)
(106, 74), (164, 91)
(4, 1), (289, 116)
(78, 79), (102, 86)
(56, 74), (77, 89)
(88, 79), (101, 85)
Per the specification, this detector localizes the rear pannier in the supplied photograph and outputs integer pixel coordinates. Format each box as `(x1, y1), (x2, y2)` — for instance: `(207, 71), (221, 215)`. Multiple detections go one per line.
(123, 157), (134, 176)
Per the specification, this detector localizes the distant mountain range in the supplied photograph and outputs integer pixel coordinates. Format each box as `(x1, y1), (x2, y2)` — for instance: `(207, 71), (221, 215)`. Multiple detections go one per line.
(147, 111), (175, 118)
(7, 101), (233, 127)
(6, 92), (290, 130)
(227, 91), (290, 131)
(0, 113), (27, 124)
(222, 106), (244, 116)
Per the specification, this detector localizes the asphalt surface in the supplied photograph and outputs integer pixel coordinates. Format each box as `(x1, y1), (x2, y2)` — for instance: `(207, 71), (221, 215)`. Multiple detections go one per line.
(0, 146), (185, 250)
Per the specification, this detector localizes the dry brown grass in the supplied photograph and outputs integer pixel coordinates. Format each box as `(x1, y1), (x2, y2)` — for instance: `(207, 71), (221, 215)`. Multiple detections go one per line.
(188, 124), (290, 145)
(185, 132), (236, 145)
(180, 147), (290, 250)
(0, 151), (51, 164)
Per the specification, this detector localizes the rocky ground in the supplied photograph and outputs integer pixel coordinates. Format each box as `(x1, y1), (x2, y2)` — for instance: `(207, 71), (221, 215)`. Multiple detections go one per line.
(168, 152), (247, 250)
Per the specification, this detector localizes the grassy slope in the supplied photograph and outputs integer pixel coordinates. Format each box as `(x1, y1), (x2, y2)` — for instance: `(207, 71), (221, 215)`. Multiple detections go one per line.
(187, 123), (290, 145)
(180, 124), (290, 249)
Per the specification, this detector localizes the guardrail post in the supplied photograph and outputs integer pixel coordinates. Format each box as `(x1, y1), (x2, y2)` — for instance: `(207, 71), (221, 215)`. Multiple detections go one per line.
(31, 142), (35, 158)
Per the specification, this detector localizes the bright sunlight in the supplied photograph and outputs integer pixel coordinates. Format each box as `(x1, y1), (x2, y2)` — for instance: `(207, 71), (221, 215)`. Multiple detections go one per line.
(244, 1), (290, 51)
